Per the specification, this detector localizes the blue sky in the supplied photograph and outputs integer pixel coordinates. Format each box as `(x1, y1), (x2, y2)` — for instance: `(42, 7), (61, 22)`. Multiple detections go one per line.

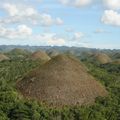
(0, 0), (120, 49)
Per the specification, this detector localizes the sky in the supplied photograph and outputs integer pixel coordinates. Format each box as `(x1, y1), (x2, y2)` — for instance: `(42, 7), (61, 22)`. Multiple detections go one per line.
(0, 0), (120, 49)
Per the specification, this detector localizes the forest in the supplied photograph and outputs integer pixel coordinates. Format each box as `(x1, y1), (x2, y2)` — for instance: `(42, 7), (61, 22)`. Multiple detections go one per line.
(0, 48), (120, 120)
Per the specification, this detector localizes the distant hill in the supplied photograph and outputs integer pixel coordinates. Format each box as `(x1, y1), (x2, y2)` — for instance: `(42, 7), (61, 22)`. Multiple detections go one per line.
(30, 50), (51, 62)
(0, 53), (10, 62)
(46, 49), (59, 58)
(17, 54), (108, 107)
(1, 45), (119, 53)
(7, 48), (31, 59)
(111, 59), (120, 64)
(91, 53), (112, 64)
(111, 53), (120, 59)
(0, 45), (119, 60)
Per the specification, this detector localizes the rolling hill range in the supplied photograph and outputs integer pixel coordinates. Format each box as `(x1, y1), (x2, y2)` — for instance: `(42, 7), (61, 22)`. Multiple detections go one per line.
(0, 47), (119, 119)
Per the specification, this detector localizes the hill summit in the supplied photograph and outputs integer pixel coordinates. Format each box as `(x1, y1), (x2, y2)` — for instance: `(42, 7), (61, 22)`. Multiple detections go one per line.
(9, 48), (30, 55)
(8, 48), (31, 58)
(31, 50), (51, 62)
(92, 53), (112, 64)
(17, 54), (108, 106)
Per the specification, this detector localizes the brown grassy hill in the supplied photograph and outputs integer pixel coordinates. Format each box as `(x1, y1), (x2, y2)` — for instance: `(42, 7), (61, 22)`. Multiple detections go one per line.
(0, 53), (10, 62)
(92, 53), (112, 64)
(111, 59), (120, 64)
(17, 54), (108, 107)
(47, 49), (59, 58)
(30, 50), (51, 62)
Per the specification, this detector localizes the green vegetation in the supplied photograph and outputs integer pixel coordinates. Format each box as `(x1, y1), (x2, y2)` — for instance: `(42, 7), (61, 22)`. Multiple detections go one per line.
(0, 57), (119, 120)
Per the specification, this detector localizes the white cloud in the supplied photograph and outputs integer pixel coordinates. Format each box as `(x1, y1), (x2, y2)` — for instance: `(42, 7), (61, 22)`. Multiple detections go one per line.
(103, 0), (120, 10)
(56, 18), (64, 25)
(59, 0), (120, 10)
(0, 25), (32, 39)
(42, 32), (87, 47)
(1, 3), (64, 27)
(73, 32), (84, 40)
(17, 25), (32, 35)
(74, 0), (92, 7)
(101, 10), (120, 26)
(40, 15), (64, 26)
(65, 32), (86, 46)
(40, 13), (53, 26)
(0, 27), (6, 36)
(59, 0), (70, 5)
(47, 38), (65, 46)
(0, 0), (43, 4)
(0, 25), (66, 46)
(33, 33), (66, 46)
(59, 0), (92, 8)
(94, 29), (110, 34)
(3, 3), (38, 17)
(3, 3), (19, 16)
(65, 28), (74, 32)
(102, 1), (120, 27)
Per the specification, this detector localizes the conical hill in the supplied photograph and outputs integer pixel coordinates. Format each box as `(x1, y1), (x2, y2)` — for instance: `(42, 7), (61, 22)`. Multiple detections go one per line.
(17, 54), (108, 106)
(31, 50), (51, 62)
(92, 53), (112, 64)
(0, 53), (10, 62)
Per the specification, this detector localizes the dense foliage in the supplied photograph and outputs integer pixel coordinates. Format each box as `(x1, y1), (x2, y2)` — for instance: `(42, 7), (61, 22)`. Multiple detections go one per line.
(0, 57), (119, 120)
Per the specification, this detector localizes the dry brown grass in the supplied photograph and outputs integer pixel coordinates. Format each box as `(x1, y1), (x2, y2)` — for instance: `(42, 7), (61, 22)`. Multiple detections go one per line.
(30, 50), (51, 62)
(111, 59), (120, 64)
(17, 54), (108, 107)
(0, 53), (10, 62)
(93, 53), (112, 64)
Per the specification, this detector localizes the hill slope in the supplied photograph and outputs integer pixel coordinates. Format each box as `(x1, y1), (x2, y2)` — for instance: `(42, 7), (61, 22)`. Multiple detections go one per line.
(17, 55), (108, 106)
(0, 53), (9, 62)
(92, 53), (112, 64)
